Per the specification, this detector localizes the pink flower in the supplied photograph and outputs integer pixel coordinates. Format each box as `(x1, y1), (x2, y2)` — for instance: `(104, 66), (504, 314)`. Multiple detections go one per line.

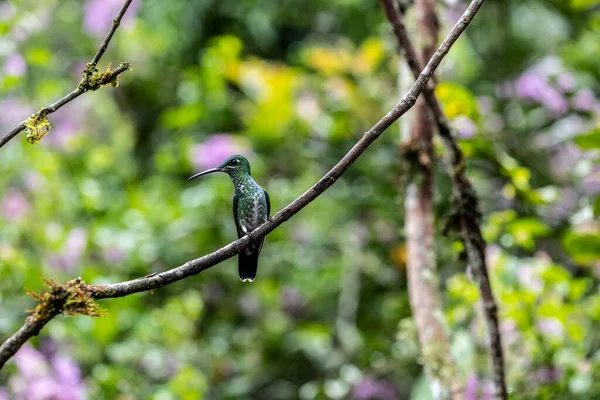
(515, 71), (568, 116)
(49, 228), (88, 272)
(1, 189), (30, 221)
(454, 116), (477, 139)
(190, 134), (247, 170)
(572, 89), (598, 112)
(556, 73), (576, 93)
(14, 345), (49, 380)
(537, 318), (564, 338)
(465, 374), (493, 400)
(4, 54), (27, 76)
(83, 0), (140, 36)
(10, 344), (86, 400)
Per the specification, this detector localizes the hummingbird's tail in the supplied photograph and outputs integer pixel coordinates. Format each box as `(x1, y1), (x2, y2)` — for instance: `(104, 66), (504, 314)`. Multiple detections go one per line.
(238, 250), (259, 282)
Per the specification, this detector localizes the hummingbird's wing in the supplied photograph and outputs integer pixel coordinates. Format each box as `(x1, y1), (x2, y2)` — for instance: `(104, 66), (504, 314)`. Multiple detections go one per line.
(232, 194), (244, 239)
(233, 193), (261, 282)
(263, 188), (271, 217)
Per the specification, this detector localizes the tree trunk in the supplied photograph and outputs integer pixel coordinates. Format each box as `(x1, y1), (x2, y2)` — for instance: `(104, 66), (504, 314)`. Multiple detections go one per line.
(402, 1), (464, 398)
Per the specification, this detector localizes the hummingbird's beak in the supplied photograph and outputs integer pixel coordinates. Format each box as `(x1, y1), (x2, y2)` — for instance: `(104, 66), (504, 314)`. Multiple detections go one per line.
(187, 168), (222, 181)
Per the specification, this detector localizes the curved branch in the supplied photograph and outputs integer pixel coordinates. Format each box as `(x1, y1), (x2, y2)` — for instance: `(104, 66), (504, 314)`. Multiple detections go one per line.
(0, 0), (134, 150)
(379, 1), (507, 398)
(0, 0), (487, 370)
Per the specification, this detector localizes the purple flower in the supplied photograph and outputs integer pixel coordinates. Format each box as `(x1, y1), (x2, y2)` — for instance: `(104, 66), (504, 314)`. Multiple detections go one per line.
(10, 344), (86, 400)
(14, 345), (49, 380)
(83, 0), (140, 36)
(190, 134), (247, 170)
(572, 89), (598, 112)
(515, 72), (568, 116)
(29, 377), (62, 399)
(465, 374), (493, 400)
(465, 374), (478, 400)
(49, 228), (88, 272)
(1, 189), (30, 221)
(454, 116), (477, 139)
(4, 53), (27, 76)
(536, 318), (564, 338)
(52, 356), (82, 386)
(351, 377), (397, 400)
(556, 73), (576, 93)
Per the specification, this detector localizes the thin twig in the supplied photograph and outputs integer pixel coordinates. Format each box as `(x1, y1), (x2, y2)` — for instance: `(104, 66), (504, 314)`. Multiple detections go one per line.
(90, 0), (134, 66)
(379, 0), (507, 398)
(0, 0), (134, 150)
(0, 0), (487, 370)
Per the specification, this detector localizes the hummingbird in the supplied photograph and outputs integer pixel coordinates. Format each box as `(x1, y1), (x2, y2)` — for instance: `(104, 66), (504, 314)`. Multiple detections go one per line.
(188, 155), (271, 282)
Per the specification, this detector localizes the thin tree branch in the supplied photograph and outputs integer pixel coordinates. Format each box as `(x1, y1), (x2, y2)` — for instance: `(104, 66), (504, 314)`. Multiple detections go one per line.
(0, 0), (487, 370)
(90, 0), (134, 66)
(0, 0), (134, 150)
(401, 0), (464, 398)
(379, 1), (507, 398)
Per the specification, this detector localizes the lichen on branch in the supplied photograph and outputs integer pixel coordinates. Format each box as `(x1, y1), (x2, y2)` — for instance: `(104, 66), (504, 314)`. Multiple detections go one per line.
(24, 110), (51, 144)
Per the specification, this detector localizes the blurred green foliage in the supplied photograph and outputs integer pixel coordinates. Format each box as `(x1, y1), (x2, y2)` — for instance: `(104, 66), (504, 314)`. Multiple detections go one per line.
(0, 0), (599, 399)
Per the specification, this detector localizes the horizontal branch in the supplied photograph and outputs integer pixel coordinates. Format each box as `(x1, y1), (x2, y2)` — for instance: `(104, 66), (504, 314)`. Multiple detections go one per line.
(378, 1), (507, 399)
(0, 0), (486, 370)
(0, 0), (133, 150)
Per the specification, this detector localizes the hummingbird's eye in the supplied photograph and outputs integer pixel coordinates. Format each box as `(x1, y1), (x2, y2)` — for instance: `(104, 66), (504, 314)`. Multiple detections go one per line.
(231, 159), (239, 165)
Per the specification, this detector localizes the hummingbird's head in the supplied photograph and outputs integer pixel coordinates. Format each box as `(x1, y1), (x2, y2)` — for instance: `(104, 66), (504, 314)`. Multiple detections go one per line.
(218, 155), (251, 175)
(188, 155), (251, 181)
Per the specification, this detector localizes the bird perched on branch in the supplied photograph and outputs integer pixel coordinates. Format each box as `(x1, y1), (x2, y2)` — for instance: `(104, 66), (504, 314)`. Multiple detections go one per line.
(188, 155), (270, 282)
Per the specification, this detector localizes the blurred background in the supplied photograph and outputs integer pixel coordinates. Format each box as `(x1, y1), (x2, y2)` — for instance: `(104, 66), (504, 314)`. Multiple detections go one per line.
(0, 0), (599, 398)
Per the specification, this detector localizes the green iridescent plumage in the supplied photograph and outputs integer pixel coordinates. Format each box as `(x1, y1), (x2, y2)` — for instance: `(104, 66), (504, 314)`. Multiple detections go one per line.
(188, 155), (270, 282)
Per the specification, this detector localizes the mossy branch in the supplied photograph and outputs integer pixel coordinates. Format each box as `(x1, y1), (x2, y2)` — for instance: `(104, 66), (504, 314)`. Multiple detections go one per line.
(27, 277), (106, 320)
(0, 0), (134, 149)
(79, 62), (132, 92)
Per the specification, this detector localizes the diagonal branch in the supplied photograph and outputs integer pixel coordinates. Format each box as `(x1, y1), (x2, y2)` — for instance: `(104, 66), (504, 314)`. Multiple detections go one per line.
(379, 0), (507, 398)
(0, 0), (487, 371)
(0, 0), (134, 150)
